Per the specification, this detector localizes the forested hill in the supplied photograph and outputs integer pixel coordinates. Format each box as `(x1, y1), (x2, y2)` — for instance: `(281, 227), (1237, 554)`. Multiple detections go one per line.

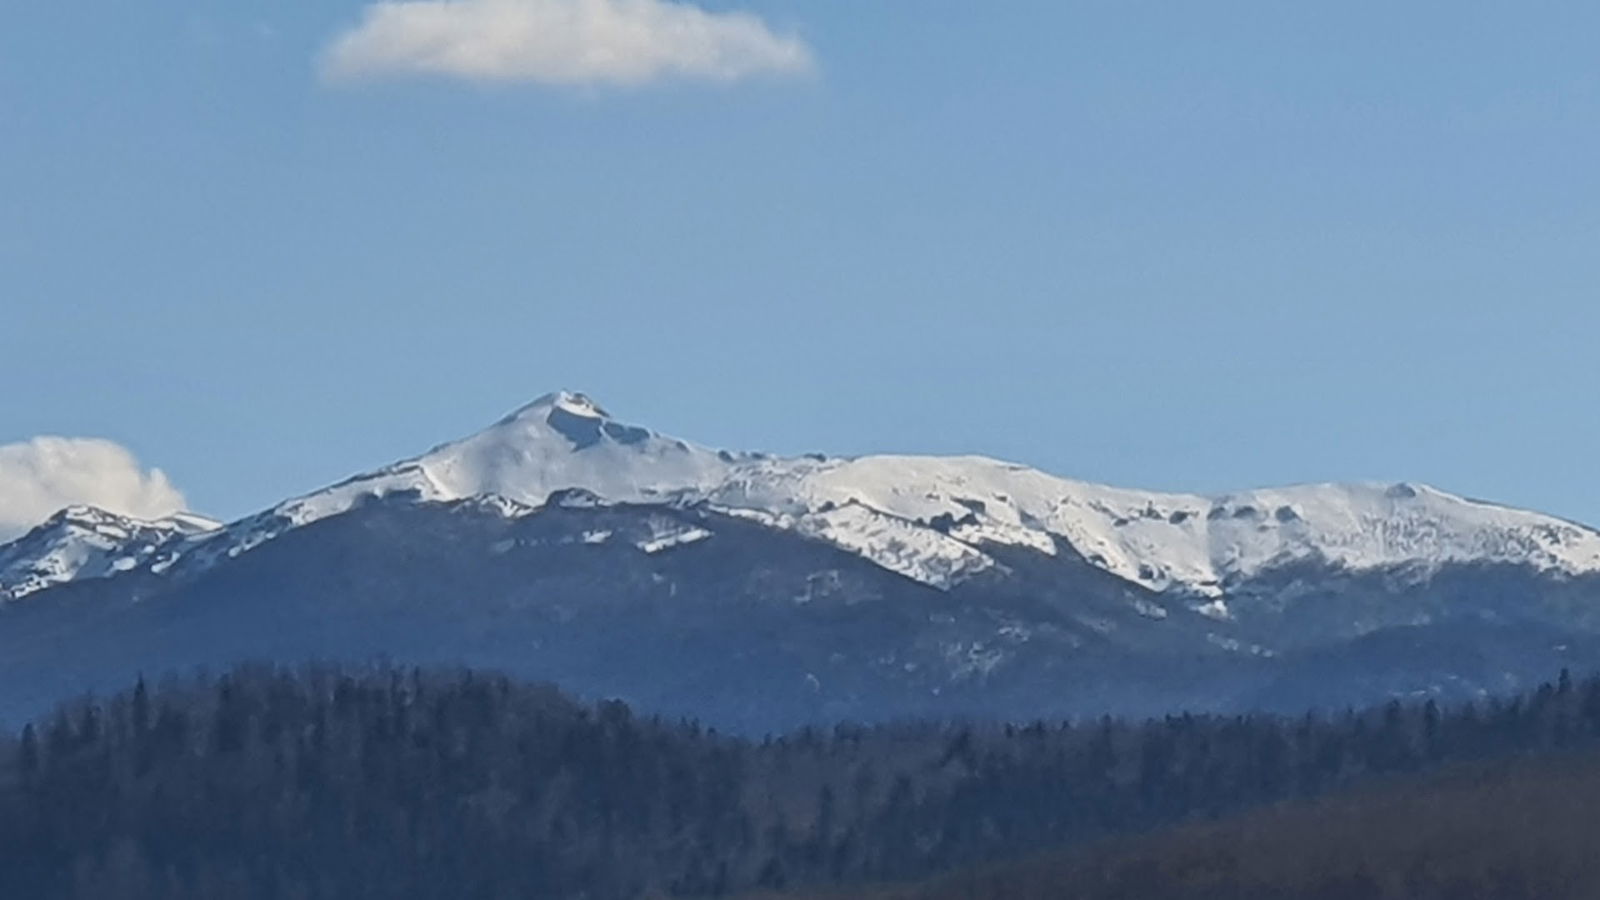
(796, 752), (1600, 900)
(2, 665), (1600, 899)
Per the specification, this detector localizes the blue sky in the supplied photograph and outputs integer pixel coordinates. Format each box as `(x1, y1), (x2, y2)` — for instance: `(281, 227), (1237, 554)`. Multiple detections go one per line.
(3, 0), (1598, 530)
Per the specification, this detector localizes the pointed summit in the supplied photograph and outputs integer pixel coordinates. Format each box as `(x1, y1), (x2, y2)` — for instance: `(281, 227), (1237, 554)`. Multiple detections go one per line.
(261, 391), (741, 532)
(416, 390), (728, 502)
(550, 391), (609, 420)
(493, 391), (658, 452)
(502, 390), (612, 424)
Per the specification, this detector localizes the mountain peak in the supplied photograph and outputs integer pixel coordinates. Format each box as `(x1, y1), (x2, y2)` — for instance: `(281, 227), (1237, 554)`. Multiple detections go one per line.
(34, 505), (219, 537)
(261, 391), (732, 531)
(508, 390), (612, 423)
(492, 391), (661, 453)
(1, 505), (220, 603)
(46, 504), (120, 527)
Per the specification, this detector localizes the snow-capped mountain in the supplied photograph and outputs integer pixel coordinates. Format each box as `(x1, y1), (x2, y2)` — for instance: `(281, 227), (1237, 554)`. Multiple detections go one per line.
(75, 390), (1600, 599)
(3, 391), (1600, 730)
(0, 506), (220, 603)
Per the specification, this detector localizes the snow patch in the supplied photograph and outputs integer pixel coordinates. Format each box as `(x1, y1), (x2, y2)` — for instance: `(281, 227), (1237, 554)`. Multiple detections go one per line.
(636, 527), (711, 555)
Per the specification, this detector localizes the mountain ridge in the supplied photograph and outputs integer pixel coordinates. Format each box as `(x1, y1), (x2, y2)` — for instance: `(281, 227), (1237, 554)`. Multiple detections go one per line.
(6, 390), (1597, 604)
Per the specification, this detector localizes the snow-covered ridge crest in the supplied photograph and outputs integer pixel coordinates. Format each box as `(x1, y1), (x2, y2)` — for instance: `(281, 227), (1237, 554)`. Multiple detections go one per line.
(0, 505), (221, 602)
(220, 391), (1600, 594)
(9, 391), (1600, 597)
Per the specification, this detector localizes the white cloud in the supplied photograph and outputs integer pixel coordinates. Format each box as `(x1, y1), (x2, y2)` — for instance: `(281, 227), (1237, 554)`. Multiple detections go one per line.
(0, 437), (189, 541)
(321, 0), (815, 87)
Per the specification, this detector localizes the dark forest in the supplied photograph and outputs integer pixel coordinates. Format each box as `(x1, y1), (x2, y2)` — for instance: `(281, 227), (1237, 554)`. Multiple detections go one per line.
(3, 664), (1600, 898)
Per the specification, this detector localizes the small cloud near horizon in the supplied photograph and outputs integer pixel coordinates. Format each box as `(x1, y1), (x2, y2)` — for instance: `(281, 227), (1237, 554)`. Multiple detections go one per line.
(0, 437), (190, 541)
(320, 0), (815, 88)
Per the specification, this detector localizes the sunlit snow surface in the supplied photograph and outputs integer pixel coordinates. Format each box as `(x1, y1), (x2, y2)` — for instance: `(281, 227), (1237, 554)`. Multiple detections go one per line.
(0, 506), (222, 601)
(6, 391), (1600, 597)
